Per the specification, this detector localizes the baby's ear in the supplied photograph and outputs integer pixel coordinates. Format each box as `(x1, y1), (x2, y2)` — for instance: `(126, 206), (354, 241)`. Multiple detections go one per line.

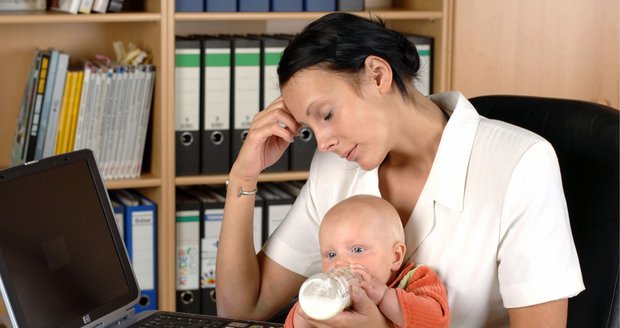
(391, 242), (406, 271)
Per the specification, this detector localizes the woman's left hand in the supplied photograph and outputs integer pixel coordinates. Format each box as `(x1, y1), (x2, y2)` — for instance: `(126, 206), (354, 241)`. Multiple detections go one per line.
(299, 285), (391, 328)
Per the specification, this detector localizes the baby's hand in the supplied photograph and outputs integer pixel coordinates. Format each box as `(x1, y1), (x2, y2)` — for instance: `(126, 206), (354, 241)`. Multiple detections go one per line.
(349, 264), (388, 305)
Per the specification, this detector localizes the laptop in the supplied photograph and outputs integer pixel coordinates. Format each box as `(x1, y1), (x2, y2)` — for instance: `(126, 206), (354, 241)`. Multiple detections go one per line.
(0, 149), (283, 328)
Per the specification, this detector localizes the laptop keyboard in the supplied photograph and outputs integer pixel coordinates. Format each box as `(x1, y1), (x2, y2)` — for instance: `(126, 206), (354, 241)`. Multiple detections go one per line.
(131, 312), (283, 328)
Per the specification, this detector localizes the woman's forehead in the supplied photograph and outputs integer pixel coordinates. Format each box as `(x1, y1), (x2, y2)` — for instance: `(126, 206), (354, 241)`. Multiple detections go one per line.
(282, 69), (356, 108)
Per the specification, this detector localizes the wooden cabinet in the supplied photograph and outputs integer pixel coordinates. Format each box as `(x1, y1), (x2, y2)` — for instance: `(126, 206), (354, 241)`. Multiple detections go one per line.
(0, 0), (452, 312)
(450, 0), (619, 109)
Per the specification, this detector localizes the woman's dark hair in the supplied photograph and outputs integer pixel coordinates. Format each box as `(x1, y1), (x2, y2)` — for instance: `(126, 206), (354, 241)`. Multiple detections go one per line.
(277, 12), (420, 99)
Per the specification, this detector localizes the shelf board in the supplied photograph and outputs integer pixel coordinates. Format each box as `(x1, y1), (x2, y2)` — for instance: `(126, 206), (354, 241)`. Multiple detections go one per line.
(105, 172), (162, 190)
(175, 171), (309, 186)
(0, 11), (161, 24)
(175, 10), (442, 21)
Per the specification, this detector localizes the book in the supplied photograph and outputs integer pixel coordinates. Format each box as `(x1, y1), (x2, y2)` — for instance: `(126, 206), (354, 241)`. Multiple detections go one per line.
(72, 62), (97, 151)
(34, 49), (60, 160)
(49, 0), (81, 14)
(0, 0), (45, 11)
(91, 0), (109, 13)
(42, 51), (70, 158)
(130, 64), (155, 178)
(24, 50), (50, 161)
(78, 0), (94, 13)
(12, 49), (41, 165)
(65, 70), (84, 152)
(54, 70), (76, 154)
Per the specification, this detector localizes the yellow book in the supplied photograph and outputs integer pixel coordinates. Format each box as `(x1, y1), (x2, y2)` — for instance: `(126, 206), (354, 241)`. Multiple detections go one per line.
(66, 70), (84, 152)
(54, 71), (76, 154)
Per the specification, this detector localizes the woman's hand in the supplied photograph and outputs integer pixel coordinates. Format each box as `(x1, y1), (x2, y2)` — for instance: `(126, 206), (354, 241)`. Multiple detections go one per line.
(297, 285), (391, 328)
(230, 96), (300, 181)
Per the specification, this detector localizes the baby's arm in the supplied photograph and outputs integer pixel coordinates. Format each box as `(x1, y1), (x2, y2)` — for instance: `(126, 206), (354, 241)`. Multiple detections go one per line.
(350, 265), (404, 327)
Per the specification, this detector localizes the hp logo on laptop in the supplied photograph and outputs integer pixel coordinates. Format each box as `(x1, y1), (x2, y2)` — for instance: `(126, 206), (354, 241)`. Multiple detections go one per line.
(82, 314), (91, 324)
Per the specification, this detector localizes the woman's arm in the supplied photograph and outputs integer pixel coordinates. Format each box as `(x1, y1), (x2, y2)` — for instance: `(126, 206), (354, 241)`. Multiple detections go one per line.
(216, 97), (304, 319)
(508, 299), (568, 328)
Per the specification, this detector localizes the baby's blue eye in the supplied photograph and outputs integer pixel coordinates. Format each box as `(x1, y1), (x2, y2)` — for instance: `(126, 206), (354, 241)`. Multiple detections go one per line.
(352, 247), (364, 254)
(326, 251), (336, 259)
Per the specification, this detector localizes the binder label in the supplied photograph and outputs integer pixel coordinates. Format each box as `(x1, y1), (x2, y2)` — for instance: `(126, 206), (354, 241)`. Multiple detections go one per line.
(234, 48), (260, 129)
(201, 208), (223, 288)
(132, 210), (155, 290)
(263, 46), (286, 106)
(175, 49), (200, 130)
(177, 211), (200, 290)
(204, 48), (231, 130)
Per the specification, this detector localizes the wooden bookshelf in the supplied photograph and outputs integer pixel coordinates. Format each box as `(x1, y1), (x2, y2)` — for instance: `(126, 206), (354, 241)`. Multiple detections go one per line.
(0, 0), (453, 313)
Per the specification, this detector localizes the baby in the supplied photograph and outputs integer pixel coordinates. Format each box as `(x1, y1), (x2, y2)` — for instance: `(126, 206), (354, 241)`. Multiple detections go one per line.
(285, 194), (449, 327)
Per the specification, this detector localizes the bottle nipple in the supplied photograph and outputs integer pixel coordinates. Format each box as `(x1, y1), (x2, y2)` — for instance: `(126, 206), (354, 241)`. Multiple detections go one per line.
(298, 266), (359, 320)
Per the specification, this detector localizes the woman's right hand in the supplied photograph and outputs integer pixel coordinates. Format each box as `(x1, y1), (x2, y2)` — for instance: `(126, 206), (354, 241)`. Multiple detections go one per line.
(230, 96), (300, 182)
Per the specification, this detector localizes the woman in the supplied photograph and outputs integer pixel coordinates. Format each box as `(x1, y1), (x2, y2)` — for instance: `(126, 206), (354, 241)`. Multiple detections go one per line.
(216, 12), (584, 327)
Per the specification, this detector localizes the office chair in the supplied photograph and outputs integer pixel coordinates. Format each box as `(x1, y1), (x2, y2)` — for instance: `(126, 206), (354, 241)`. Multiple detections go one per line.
(469, 95), (619, 327)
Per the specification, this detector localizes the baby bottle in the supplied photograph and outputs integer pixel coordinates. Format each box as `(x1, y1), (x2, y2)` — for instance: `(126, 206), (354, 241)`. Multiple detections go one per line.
(298, 266), (359, 320)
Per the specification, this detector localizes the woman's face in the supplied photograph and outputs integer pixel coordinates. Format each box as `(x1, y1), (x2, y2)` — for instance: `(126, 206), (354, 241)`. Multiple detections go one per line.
(281, 68), (392, 171)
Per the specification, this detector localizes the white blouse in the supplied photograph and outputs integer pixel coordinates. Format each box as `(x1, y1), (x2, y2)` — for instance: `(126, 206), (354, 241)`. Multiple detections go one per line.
(262, 91), (584, 327)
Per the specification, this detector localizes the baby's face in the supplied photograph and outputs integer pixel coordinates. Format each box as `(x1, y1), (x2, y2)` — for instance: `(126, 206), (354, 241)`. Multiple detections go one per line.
(319, 214), (397, 283)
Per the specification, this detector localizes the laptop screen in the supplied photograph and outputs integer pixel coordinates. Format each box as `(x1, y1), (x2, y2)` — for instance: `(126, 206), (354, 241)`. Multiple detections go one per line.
(0, 150), (139, 327)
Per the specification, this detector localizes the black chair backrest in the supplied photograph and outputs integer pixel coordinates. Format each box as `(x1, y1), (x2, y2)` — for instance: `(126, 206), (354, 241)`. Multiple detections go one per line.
(469, 95), (619, 327)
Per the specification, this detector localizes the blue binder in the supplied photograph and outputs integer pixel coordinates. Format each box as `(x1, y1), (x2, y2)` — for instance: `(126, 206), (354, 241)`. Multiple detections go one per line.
(175, 0), (203, 12)
(108, 191), (126, 240)
(337, 0), (363, 11)
(205, 0), (237, 11)
(271, 0), (303, 11)
(239, 0), (269, 11)
(304, 0), (336, 11)
(115, 189), (158, 313)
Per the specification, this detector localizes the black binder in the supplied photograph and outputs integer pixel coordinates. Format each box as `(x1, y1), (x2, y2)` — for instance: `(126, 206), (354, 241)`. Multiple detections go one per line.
(209, 184), (265, 251)
(271, 34), (318, 171)
(175, 37), (202, 176)
(257, 182), (295, 242)
(184, 186), (225, 316)
(175, 188), (202, 314)
(200, 36), (232, 174)
(249, 34), (290, 172)
(289, 126), (316, 171)
(228, 36), (262, 165)
(404, 33), (434, 96)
